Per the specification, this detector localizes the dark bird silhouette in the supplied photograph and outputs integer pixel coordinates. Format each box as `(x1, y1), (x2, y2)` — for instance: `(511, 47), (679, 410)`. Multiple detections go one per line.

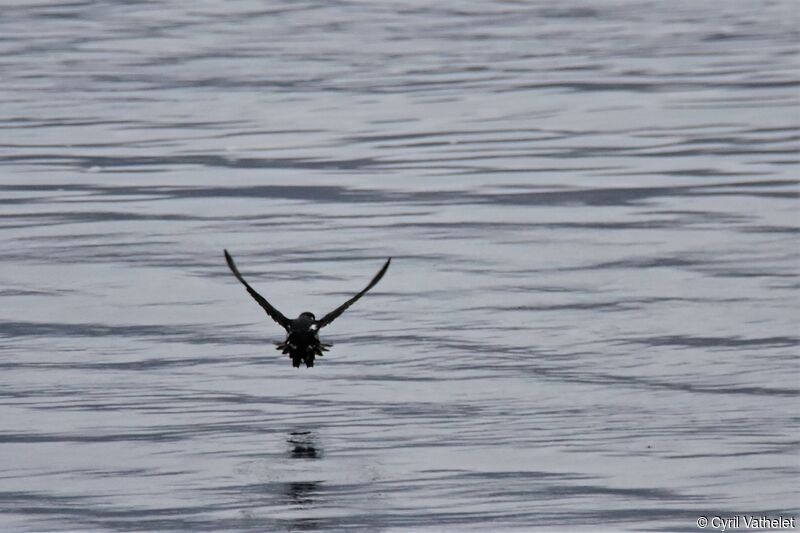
(224, 250), (390, 368)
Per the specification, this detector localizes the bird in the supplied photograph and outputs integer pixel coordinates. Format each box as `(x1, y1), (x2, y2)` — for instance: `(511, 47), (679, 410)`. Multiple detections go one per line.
(224, 249), (390, 368)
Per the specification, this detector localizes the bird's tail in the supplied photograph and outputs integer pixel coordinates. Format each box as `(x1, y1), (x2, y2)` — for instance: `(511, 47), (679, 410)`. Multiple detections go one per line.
(274, 341), (332, 367)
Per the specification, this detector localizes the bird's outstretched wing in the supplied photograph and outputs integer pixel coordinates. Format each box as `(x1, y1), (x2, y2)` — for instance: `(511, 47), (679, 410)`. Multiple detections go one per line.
(224, 249), (290, 331)
(317, 258), (391, 329)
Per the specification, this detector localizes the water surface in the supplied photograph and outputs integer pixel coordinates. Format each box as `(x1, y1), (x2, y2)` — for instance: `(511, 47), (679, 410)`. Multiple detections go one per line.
(0, 1), (797, 531)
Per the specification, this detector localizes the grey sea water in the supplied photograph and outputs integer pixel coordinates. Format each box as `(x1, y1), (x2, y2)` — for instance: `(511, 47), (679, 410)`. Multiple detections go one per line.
(0, 1), (798, 531)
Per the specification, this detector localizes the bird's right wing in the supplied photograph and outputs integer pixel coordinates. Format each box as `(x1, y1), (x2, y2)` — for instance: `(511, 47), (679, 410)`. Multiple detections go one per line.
(317, 258), (391, 328)
(224, 249), (291, 330)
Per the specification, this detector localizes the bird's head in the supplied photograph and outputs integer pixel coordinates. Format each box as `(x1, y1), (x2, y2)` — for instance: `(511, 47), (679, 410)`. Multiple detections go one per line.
(299, 312), (316, 320)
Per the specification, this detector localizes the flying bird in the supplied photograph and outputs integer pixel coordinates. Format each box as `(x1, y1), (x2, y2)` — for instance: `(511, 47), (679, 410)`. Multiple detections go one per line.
(224, 250), (390, 368)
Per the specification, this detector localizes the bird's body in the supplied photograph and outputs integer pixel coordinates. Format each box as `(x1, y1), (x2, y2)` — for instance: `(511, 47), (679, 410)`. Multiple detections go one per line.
(224, 251), (390, 368)
(275, 312), (330, 368)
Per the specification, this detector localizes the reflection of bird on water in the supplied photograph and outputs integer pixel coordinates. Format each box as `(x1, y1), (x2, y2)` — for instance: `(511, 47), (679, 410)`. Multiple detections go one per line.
(224, 250), (391, 368)
(284, 431), (321, 506)
(288, 431), (320, 459)
(285, 481), (319, 506)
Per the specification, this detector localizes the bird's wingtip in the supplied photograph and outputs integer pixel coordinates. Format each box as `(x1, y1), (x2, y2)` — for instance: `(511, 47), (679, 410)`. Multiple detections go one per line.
(223, 249), (237, 271)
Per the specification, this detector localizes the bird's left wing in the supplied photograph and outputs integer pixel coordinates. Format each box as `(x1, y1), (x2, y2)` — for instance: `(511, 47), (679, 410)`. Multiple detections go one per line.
(224, 249), (291, 330)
